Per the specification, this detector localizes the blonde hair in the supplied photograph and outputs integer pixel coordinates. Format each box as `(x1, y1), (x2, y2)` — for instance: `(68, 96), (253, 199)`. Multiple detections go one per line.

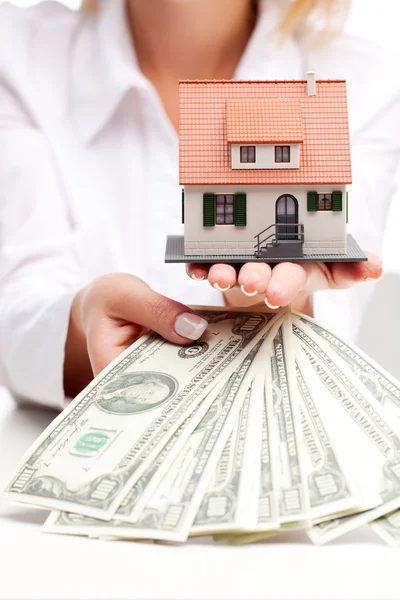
(83, 0), (350, 46)
(280, 0), (350, 47)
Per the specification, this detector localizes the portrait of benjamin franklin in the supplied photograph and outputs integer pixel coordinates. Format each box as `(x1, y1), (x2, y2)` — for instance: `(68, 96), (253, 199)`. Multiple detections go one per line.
(96, 372), (178, 415)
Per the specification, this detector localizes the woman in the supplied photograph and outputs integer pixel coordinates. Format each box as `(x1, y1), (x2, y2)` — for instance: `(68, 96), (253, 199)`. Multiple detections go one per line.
(0, 0), (397, 410)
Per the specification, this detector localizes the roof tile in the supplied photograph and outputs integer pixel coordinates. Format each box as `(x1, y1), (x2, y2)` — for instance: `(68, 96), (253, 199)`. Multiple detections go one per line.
(179, 80), (352, 186)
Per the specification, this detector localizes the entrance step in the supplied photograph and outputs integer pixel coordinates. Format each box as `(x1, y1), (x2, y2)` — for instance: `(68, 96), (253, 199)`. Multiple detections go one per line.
(257, 241), (303, 258)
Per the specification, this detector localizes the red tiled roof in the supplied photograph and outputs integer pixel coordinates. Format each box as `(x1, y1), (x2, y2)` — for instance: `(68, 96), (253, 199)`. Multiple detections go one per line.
(179, 80), (352, 186)
(226, 98), (303, 144)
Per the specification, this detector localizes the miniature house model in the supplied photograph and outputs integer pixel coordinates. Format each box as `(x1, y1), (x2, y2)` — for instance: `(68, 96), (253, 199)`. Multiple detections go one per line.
(165, 74), (366, 264)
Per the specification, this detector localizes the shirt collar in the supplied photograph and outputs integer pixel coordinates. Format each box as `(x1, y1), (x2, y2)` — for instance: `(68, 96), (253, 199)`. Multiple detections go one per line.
(71, 0), (147, 142)
(71, 0), (303, 143)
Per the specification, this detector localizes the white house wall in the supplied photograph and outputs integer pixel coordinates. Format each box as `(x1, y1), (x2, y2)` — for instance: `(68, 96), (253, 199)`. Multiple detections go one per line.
(231, 144), (300, 170)
(184, 185), (347, 256)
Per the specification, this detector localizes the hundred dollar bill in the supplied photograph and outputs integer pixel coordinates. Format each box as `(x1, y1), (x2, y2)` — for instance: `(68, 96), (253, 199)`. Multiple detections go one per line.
(6, 308), (279, 520)
(120, 336), (268, 528)
(117, 331), (273, 523)
(293, 321), (400, 544)
(295, 351), (360, 520)
(191, 370), (270, 535)
(269, 318), (310, 523)
(293, 312), (400, 544)
(212, 366), (283, 545)
(189, 388), (254, 535)
(45, 340), (265, 541)
(113, 378), (227, 523)
(222, 334), (362, 546)
(293, 312), (400, 416)
(249, 368), (280, 531)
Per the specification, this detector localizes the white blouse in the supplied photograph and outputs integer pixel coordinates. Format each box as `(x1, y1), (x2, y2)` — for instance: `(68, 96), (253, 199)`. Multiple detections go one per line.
(0, 0), (399, 410)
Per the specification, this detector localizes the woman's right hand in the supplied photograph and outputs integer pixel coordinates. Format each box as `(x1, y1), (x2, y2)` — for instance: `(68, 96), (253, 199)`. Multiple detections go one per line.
(63, 273), (208, 398)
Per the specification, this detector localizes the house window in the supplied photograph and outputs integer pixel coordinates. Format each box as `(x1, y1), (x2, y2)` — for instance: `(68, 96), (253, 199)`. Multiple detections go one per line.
(240, 146), (256, 163)
(275, 146), (290, 163)
(318, 193), (332, 211)
(216, 194), (234, 224)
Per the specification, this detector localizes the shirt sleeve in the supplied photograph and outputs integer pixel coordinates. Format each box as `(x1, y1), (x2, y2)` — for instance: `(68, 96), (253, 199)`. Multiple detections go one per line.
(313, 86), (400, 339)
(0, 82), (84, 410)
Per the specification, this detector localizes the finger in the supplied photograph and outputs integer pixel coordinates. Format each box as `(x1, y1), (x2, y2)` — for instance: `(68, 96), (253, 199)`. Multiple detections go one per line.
(329, 251), (383, 288)
(87, 315), (147, 376)
(237, 262), (272, 296)
(186, 263), (210, 281)
(302, 251), (383, 295)
(265, 262), (308, 308)
(207, 263), (238, 291)
(111, 276), (208, 341)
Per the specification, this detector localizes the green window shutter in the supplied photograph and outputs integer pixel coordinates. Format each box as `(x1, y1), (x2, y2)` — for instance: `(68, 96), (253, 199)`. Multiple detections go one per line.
(332, 190), (343, 212)
(181, 189), (184, 224)
(346, 191), (348, 223)
(234, 193), (247, 226)
(203, 193), (215, 227)
(307, 191), (318, 212)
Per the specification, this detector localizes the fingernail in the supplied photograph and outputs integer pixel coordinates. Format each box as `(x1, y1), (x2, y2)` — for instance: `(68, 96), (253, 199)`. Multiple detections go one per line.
(174, 312), (208, 340)
(240, 284), (259, 297)
(213, 282), (231, 292)
(265, 298), (280, 310)
(191, 274), (205, 281)
(365, 270), (384, 283)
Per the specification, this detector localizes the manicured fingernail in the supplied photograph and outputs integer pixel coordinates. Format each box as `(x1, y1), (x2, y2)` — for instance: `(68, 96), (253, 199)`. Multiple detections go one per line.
(265, 298), (280, 310)
(191, 274), (205, 281)
(213, 282), (231, 292)
(365, 270), (384, 283)
(240, 284), (259, 297)
(174, 313), (208, 340)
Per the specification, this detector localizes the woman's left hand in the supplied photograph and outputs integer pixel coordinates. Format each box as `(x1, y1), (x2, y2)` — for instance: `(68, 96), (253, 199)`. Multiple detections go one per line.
(186, 251), (383, 312)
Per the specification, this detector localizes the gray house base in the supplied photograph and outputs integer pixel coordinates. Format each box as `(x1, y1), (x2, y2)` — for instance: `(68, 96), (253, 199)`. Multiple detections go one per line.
(165, 234), (367, 264)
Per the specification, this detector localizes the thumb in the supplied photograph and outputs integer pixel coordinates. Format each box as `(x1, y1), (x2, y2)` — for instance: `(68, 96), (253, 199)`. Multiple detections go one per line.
(107, 274), (208, 344)
(88, 277), (209, 375)
(110, 275), (209, 344)
(85, 274), (209, 376)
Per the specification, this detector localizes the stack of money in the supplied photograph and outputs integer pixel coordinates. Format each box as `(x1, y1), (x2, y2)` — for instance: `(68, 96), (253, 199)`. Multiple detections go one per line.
(4, 307), (400, 546)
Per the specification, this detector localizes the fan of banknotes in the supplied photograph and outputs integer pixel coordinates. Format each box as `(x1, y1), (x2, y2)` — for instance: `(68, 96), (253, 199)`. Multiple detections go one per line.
(4, 306), (400, 546)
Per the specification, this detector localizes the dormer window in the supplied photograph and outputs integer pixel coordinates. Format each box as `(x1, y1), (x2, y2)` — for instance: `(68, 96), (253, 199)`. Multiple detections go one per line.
(240, 146), (256, 163)
(275, 146), (291, 163)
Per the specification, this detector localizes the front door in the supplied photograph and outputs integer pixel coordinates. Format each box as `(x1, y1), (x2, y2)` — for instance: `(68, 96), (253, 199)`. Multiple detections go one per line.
(275, 194), (298, 240)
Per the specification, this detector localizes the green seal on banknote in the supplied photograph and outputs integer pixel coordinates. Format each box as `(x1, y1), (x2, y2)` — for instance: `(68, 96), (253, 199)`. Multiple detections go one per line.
(74, 432), (109, 455)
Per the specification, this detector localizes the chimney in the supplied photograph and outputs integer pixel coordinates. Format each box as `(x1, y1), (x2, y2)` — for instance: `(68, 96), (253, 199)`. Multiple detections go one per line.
(307, 71), (316, 96)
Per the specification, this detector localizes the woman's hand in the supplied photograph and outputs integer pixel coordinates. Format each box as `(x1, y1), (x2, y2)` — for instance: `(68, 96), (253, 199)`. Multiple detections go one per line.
(64, 273), (208, 397)
(187, 252), (383, 311)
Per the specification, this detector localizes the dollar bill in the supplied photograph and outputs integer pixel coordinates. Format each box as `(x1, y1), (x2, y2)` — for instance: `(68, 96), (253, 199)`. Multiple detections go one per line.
(295, 352), (360, 520)
(117, 331), (273, 524)
(211, 365), (283, 545)
(293, 321), (400, 544)
(251, 367), (280, 530)
(220, 335), (363, 546)
(269, 318), (310, 524)
(293, 312), (400, 544)
(6, 308), (279, 520)
(189, 388), (254, 535)
(44, 339), (265, 541)
(114, 378), (228, 523)
(191, 370), (271, 535)
(293, 312), (400, 417)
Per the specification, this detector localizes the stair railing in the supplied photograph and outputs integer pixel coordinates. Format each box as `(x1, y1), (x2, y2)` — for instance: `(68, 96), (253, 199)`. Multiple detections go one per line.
(254, 223), (304, 257)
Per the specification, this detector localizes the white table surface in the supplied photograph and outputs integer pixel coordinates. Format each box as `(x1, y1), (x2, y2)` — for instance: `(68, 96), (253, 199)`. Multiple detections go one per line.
(0, 387), (399, 600)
